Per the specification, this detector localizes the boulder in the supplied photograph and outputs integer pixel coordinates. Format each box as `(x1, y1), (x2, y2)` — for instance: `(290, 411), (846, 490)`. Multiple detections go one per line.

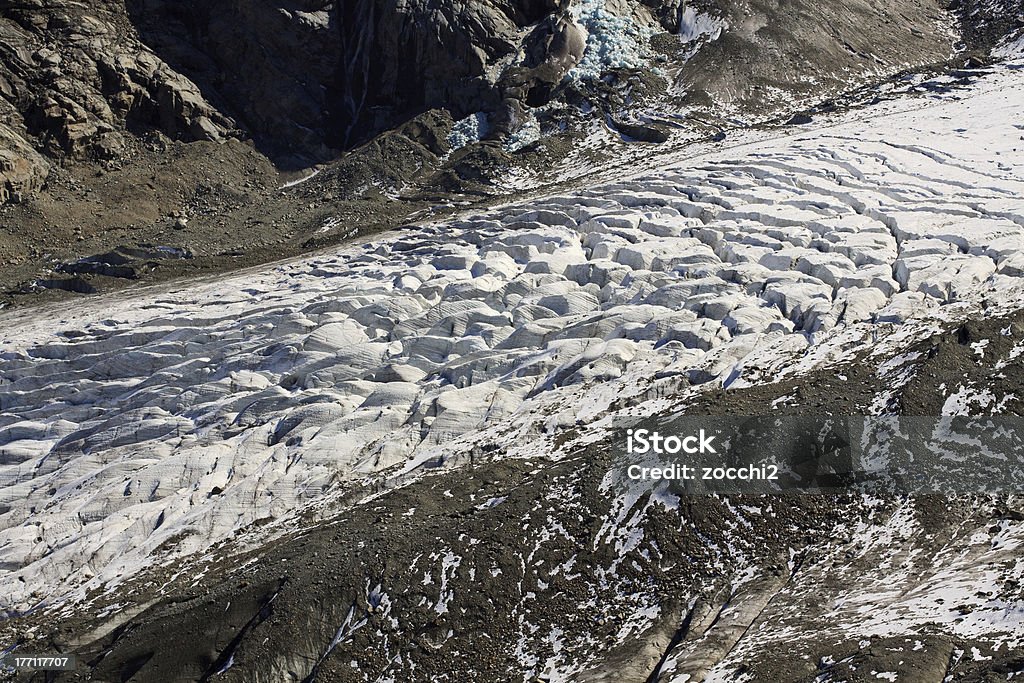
(0, 124), (49, 204)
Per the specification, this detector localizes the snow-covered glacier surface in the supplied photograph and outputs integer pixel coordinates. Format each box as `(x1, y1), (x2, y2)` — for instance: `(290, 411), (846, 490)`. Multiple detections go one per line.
(2, 56), (1024, 615)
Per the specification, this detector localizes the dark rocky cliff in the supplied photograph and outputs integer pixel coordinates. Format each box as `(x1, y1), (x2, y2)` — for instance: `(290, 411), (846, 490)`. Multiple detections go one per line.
(0, 0), (981, 186)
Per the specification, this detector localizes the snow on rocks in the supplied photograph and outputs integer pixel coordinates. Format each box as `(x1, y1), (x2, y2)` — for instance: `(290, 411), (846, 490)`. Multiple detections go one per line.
(2, 58), (1024, 612)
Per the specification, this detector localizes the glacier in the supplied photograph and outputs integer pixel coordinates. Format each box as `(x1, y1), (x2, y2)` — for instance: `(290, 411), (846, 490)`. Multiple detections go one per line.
(0, 43), (1023, 656)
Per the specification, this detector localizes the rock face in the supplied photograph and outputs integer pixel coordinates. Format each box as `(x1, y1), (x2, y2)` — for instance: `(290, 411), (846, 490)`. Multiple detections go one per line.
(0, 2), (235, 166)
(333, 0), (542, 149)
(671, 0), (957, 113)
(959, 0), (1024, 54)
(127, 0), (341, 164)
(0, 123), (48, 204)
(127, 0), (595, 156)
(0, 0), (983, 196)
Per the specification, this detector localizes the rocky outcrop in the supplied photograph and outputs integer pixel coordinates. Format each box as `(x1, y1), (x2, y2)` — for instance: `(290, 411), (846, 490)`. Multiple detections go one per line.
(0, 123), (48, 204)
(0, 0), (617, 184)
(333, 0), (530, 149)
(126, 0), (341, 165)
(124, 0), (972, 161)
(0, 0), (1014, 207)
(668, 0), (957, 114)
(0, 2), (235, 169)
(958, 0), (1024, 54)
(502, 13), (588, 107)
(122, 0), (583, 161)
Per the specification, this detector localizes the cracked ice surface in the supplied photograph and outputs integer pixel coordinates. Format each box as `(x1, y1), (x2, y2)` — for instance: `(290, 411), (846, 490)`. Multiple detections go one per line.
(1, 61), (1023, 612)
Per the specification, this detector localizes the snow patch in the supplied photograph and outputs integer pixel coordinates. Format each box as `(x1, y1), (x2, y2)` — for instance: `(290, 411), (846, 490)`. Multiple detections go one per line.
(448, 112), (490, 151)
(567, 0), (657, 81)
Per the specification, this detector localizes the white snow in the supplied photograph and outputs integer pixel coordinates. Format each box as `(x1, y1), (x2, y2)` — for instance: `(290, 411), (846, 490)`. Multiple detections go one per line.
(677, 7), (726, 45)
(279, 168), (322, 190)
(567, 0), (659, 81)
(993, 31), (1024, 60)
(448, 112), (490, 151)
